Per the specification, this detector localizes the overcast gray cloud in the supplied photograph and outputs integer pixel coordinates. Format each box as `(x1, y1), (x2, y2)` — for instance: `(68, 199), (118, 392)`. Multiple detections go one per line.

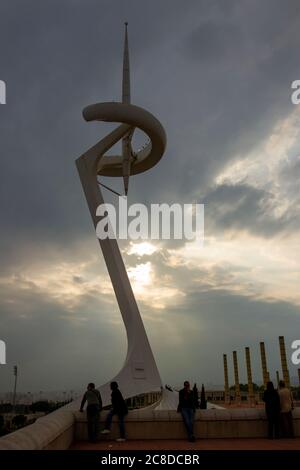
(203, 183), (298, 237)
(1, 0), (300, 394)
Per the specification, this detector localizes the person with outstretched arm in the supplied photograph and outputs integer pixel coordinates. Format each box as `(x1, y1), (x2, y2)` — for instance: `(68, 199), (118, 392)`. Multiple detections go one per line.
(80, 383), (102, 442)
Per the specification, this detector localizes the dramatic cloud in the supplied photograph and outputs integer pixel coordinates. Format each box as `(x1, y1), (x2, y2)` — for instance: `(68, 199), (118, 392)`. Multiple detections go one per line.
(1, 0), (300, 393)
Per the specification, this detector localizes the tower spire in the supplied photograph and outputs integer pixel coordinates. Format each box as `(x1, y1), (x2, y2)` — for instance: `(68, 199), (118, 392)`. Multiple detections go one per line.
(122, 22), (130, 104)
(122, 21), (132, 195)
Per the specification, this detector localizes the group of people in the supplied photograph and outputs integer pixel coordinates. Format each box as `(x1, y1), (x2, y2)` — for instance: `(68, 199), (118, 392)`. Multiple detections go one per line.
(263, 380), (294, 439)
(80, 379), (199, 443)
(177, 379), (296, 442)
(80, 381), (128, 443)
(80, 379), (295, 443)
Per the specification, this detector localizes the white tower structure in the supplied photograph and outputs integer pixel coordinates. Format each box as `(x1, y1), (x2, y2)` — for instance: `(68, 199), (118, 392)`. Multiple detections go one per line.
(75, 24), (166, 405)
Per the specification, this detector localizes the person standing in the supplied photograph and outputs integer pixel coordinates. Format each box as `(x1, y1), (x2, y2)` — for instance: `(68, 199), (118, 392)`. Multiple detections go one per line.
(278, 380), (294, 438)
(101, 382), (128, 441)
(263, 381), (280, 439)
(79, 383), (102, 442)
(177, 381), (196, 442)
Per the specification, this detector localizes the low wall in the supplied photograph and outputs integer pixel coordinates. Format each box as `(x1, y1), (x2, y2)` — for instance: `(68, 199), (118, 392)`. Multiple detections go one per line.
(0, 409), (75, 450)
(75, 408), (300, 440)
(1, 408), (299, 449)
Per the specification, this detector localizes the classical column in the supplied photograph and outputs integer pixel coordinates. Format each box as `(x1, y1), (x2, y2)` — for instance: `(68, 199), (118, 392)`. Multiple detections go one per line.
(279, 336), (290, 388)
(260, 342), (269, 388)
(233, 351), (241, 403)
(223, 354), (230, 404)
(245, 347), (255, 405)
(276, 370), (280, 388)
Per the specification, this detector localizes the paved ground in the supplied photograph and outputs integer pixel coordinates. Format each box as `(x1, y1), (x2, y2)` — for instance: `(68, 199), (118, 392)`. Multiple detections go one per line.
(71, 438), (300, 451)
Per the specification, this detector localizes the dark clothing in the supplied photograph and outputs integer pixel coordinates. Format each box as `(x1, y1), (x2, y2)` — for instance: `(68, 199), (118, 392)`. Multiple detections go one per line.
(181, 407), (195, 440)
(111, 389), (128, 416)
(267, 412), (280, 439)
(263, 389), (280, 416)
(80, 389), (102, 442)
(177, 388), (196, 412)
(105, 388), (128, 438)
(263, 389), (280, 439)
(178, 388), (195, 441)
(87, 404), (100, 442)
(105, 409), (126, 439)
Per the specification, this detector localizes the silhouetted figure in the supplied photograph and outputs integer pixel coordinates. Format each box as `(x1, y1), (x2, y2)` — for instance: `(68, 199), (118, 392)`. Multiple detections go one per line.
(80, 383), (102, 442)
(177, 381), (196, 442)
(263, 381), (280, 439)
(193, 384), (199, 409)
(200, 384), (207, 410)
(278, 380), (294, 438)
(101, 382), (128, 441)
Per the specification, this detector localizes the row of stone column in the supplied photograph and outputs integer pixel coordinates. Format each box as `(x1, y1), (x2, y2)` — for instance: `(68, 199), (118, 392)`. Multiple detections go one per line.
(223, 336), (297, 404)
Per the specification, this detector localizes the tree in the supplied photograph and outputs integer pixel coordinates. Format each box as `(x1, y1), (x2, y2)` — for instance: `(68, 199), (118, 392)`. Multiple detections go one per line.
(230, 383), (261, 392)
(12, 414), (27, 428)
(200, 384), (207, 409)
(30, 401), (52, 413)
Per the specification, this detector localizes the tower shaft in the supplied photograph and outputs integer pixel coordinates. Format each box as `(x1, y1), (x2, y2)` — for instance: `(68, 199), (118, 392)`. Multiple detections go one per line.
(122, 22), (130, 104)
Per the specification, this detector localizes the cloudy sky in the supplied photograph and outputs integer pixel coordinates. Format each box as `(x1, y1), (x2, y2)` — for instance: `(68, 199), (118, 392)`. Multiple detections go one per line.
(1, 0), (300, 395)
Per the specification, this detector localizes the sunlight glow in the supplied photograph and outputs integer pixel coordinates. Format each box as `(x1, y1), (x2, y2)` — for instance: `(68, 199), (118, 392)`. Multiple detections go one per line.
(127, 242), (158, 256)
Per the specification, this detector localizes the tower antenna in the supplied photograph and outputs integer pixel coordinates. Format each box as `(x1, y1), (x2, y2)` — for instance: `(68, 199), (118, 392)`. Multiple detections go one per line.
(122, 21), (132, 195)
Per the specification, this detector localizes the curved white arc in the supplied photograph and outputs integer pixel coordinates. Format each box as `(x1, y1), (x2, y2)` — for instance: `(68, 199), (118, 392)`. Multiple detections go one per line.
(83, 102), (166, 177)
